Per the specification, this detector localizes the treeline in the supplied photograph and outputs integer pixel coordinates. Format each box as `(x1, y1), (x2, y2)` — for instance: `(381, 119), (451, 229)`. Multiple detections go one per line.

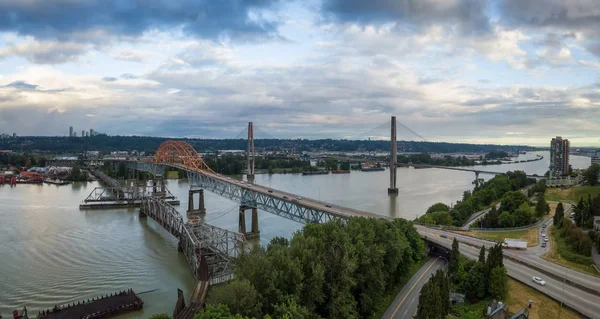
(0, 136), (531, 154)
(0, 153), (47, 167)
(197, 218), (425, 319)
(417, 171), (536, 227)
(476, 180), (549, 228)
(573, 193), (600, 229)
(416, 239), (508, 319)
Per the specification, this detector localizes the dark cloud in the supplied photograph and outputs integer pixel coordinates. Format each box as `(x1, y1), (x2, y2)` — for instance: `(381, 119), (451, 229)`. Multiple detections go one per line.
(587, 42), (600, 57)
(102, 77), (118, 82)
(0, 0), (281, 42)
(2, 81), (38, 89)
(499, 0), (600, 36)
(321, 0), (491, 35)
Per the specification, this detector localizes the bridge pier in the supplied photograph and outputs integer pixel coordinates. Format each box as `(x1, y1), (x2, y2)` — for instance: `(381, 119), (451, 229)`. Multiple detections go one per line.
(475, 171), (480, 188)
(187, 189), (206, 215)
(388, 116), (398, 195)
(238, 205), (259, 239)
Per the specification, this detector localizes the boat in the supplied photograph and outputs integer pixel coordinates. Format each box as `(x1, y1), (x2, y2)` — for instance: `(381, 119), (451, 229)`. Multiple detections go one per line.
(361, 167), (385, 172)
(331, 170), (350, 174)
(301, 171), (329, 175)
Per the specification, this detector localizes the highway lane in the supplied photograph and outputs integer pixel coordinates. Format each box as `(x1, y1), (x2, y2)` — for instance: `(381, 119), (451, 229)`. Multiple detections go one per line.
(426, 235), (600, 319)
(418, 225), (600, 295)
(382, 257), (446, 319)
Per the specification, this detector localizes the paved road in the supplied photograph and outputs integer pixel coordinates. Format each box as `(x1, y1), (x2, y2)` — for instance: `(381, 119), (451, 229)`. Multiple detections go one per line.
(461, 202), (501, 230)
(419, 225), (600, 295)
(426, 234), (600, 319)
(382, 257), (446, 319)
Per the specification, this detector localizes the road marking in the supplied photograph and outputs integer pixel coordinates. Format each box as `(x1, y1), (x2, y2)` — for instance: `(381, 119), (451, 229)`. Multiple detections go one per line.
(390, 257), (440, 318)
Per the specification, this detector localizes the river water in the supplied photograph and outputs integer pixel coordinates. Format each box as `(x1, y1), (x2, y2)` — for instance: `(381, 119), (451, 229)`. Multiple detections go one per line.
(0, 151), (590, 317)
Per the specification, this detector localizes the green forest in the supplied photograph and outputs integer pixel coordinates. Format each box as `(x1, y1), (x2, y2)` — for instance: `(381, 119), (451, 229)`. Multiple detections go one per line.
(179, 218), (425, 319)
(417, 171), (537, 227)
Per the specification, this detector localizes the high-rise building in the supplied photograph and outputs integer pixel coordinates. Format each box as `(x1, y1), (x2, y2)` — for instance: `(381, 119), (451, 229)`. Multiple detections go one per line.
(592, 153), (600, 165)
(12, 133), (16, 138)
(82, 130), (85, 138)
(69, 126), (73, 137)
(86, 132), (89, 137)
(550, 136), (569, 177)
(73, 132), (77, 137)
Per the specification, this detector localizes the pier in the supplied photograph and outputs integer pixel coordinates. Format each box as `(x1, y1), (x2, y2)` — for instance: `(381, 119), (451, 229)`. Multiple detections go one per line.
(37, 289), (143, 319)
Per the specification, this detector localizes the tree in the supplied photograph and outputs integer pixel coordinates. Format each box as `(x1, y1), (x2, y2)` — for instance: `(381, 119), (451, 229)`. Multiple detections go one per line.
(498, 211), (515, 228)
(426, 203), (450, 214)
(499, 191), (529, 214)
(206, 279), (262, 318)
(272, 298), (313, 319)
(150, 314), (172, 319)
(449, 238), (460, 277)
(340, 161), (350, 170)
(478, 246), (486, 263)
(488, 266), (508, 299)
(584, 163), (600, 186)
(513, 203), (533, 226)
(535, 195), (550, 217)
(194, 304), (250, 319)
(464, 263), (486, 300)
(554, 202), (565, 227)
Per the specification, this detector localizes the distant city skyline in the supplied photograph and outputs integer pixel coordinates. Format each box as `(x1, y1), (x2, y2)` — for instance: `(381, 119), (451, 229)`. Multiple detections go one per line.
(0, 1), (599, 146)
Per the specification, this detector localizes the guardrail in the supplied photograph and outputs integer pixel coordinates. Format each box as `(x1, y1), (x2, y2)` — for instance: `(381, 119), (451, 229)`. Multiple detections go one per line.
(416, 217), (547, 232)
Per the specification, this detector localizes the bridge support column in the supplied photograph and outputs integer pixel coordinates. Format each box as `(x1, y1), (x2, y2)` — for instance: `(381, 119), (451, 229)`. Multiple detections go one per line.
(247, 122), (255, 183)
(187, 189), (206, 215)
(239, 205), (260, 239)
(475, 171), (480, 188)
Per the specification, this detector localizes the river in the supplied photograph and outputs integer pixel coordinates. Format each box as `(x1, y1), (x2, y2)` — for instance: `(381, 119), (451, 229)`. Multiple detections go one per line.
(0, 151), (590, 317)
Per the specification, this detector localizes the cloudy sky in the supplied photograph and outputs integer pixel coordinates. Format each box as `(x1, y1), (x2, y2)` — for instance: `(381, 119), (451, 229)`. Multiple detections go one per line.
(0, 0), (599, 146)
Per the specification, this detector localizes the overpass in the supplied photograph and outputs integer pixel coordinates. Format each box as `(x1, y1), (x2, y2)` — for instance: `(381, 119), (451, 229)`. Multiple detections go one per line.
(117, 140), (598, 318)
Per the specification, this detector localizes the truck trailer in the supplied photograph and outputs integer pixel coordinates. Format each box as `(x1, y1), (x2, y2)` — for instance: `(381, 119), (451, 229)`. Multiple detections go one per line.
(502, 239), (527, 250)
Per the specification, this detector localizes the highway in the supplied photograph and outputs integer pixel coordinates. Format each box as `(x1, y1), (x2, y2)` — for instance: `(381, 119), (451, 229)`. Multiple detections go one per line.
(425, 231), (600, 318)
(419, 225), (600, 295)
(382, 257), (446, 319)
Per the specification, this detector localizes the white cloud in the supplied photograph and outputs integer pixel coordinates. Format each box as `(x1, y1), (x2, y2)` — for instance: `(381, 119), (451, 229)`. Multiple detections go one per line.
(0, 38), (89, 64)
(109, 49), (156, 63)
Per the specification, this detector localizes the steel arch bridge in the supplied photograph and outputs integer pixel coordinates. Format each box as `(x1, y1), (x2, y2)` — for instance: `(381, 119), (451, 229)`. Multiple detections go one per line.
(153, 140), (215, 174)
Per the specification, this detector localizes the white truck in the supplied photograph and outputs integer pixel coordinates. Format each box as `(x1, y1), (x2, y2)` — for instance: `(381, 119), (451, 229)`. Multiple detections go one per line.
(502, 239), (527, 250)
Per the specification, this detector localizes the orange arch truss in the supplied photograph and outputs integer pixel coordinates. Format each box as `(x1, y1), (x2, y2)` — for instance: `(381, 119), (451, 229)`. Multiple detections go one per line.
(154, 140), (215, 173)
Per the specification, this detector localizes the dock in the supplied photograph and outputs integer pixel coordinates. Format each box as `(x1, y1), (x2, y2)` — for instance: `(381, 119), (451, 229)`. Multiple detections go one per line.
(37, 289), (143, 319)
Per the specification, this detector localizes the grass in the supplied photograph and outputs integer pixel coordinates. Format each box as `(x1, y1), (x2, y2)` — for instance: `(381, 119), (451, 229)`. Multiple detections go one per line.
(370, 257), (429, 319)
(542, 227), (599, 277)
(505, 279), (583, 319)
(545, 186), (600, 204)
(447, 299), (490, 319)
(463, 228), (539, 247)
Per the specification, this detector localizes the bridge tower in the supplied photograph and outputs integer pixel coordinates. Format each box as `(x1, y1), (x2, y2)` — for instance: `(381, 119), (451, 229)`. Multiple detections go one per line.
(247, 122), (255, 183)
(388, 116), (399, 195)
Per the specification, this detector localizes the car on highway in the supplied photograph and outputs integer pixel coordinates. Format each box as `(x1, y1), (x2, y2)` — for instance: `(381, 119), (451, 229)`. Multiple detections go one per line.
(326, 204), (332, 208)
(283, 196), (289, 199)
(532, 276), (546, 286)
(295, 196), (302, 200)
(544, 237), (549, 242)
(542, 224), (546, 228)
(541, 242), (546, 248)
(268, 190), (273, 193)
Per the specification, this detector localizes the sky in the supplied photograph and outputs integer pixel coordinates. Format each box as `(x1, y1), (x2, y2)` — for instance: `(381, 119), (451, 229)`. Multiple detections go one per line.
(0, 0), (599, 147)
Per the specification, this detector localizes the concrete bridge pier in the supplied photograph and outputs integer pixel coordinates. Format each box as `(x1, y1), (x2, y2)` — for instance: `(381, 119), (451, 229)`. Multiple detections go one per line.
(238, 205), (259, 239)
(152, 177), (166, 198)
(187, 189), (206, 215)
(474, 171), (480, 188)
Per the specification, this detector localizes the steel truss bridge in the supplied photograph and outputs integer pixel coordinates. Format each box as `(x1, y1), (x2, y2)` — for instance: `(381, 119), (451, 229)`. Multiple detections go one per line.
(122, 143), (382, 225)
(140, 196), (247, 285)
